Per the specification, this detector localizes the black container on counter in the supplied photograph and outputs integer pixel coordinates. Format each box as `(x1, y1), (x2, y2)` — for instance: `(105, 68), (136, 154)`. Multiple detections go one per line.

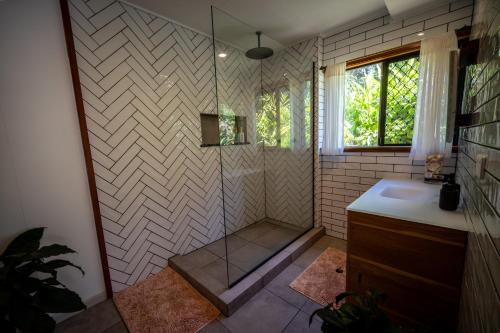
(439, 174), (460, 211)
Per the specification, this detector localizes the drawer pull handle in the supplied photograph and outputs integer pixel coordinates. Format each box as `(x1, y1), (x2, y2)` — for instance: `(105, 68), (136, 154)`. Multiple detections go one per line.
(336, 267), (343, 273)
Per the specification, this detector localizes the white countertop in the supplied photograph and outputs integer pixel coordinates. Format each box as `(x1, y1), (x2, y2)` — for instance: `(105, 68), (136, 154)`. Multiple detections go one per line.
(347, 179), (468, 232)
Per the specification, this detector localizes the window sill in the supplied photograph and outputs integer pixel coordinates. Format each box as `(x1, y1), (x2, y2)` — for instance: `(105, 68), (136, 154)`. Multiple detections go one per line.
(200, 142), (251, 147)
(343, 146), (411, 153)
(322, 146), (459, 154)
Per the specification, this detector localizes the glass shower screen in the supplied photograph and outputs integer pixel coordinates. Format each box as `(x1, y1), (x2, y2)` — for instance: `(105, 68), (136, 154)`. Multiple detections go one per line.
(211, 7), (314, 287)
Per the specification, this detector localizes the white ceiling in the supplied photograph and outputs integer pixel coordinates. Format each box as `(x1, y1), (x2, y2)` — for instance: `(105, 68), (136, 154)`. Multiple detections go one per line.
(124, 0), (456, 46)
(125, 0), (387, 45)
(384, 0), (451, 18)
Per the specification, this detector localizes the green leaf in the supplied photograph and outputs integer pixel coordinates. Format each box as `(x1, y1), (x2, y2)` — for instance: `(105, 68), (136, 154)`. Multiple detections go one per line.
(15, 260), (46, 277)
(10, 302), (56, 333)
(1, 228), (45, 258)
(0, 318), (16, 333)
(40, 259), (84, 276)
(16, 259), (84, 280)
(318, 310), (346, 331)
(335, 291), (358, 305)
(338, 302), (360, 319)
(34, 285), (86, 313)
(41, 277), (62, 286)
(0, 289), (11, 308)
(309, 308), (320, 326)
(29, 244), (76, 260)
(18, 276), (43, 294)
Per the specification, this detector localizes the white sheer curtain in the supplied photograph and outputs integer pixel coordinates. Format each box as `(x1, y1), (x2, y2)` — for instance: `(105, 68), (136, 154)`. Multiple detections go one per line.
(410, 32), (458, 160)
(323, 62), (346, 155)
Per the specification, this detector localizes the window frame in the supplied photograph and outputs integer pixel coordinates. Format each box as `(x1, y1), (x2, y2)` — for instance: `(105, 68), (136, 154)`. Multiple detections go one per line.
(378, 52), (420, 147)
(334, 29), (470, 153)
(344, 51), (420, 149)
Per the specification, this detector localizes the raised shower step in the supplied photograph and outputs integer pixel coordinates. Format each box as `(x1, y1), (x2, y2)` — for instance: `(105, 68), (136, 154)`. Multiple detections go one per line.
(169, 226), (325, 316)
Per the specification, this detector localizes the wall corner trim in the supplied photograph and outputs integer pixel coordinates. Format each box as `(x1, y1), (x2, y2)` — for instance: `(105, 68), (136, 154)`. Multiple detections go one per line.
(58, 0), (113, 298)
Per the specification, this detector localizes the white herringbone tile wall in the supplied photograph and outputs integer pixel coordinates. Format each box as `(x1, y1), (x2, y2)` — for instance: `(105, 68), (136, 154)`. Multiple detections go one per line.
(261, 38), (318, 228)
(215, 42), (266, 234)
(69, 0), (319, 292)
(69, 0), (226, 292)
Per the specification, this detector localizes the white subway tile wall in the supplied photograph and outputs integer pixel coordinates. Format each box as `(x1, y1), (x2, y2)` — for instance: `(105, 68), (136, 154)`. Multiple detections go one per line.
(318, 3), (473, 151)
(318, 1), (472, 239)
(456, 0), (500, 330)
(322, 2), (473, 65)
(320, 153), (457, 239)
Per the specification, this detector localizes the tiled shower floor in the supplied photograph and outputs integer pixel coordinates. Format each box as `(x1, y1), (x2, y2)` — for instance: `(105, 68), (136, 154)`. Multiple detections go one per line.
(169, 219), (307, 294)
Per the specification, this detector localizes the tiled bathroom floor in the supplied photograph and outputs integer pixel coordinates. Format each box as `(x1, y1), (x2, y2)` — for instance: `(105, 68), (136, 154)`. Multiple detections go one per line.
(170, 219), (307, 291)
(55, 235), (346, 333)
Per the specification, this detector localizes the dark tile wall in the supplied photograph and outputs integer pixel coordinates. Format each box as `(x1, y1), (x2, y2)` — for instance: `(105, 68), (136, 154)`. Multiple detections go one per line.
(456, 0), (500, 331)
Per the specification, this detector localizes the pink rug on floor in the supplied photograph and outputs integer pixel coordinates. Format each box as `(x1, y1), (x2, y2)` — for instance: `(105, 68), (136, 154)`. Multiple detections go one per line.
(289, 247), (347, 306)
(114, 267), (220, 333)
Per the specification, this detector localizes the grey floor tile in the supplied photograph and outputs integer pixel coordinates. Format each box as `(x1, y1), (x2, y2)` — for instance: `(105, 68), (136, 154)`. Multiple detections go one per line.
(170, 248), (219, 272)
(102, 321), (128, 333)
(205, 235), (249, 258)
(236, 222), (276, 242)
(266, 219), (306, 232)
(251, 227), (301, 252)
(220, 289), (299, 333)
(227, 242), (273, 273)
(292, 246), (323, 269)
(265, 264), (308, 308)
(201, 258), (246, 290)
(55, 299), (121, 333)
(190, 267), (228, 295)
(199, 320), (232, 333)
(312, 236), (347, 252)
(300, 298), (323, 319)
(283, 311), (322, 333)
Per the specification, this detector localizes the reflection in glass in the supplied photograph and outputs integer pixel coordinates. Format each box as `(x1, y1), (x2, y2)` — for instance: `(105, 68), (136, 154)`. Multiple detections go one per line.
(211, 6), (314, 288)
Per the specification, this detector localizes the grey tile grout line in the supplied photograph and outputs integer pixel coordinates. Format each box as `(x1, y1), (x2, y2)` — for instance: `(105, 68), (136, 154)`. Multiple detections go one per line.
(210, 243), (325, 331)
(280, 307), (302, 333)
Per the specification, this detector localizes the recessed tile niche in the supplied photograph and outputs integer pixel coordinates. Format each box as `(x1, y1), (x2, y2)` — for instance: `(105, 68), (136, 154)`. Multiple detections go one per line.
(200, 113), (248, 147)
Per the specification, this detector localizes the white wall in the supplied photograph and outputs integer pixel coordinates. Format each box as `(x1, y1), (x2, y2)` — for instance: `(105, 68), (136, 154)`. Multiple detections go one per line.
(0, 0), (106, 311)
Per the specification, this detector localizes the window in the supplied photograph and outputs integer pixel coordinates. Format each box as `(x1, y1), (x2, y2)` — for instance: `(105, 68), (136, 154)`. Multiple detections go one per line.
(344, 54), (420, 147)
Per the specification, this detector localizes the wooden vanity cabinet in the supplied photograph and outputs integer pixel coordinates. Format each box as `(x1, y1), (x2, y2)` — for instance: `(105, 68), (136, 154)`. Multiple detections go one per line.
(346, 211), (467, 333)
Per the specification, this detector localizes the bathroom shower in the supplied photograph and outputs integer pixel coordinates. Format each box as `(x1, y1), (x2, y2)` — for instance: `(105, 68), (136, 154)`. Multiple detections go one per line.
(172, 6), (314, 293)
(245, 31), (274, 59)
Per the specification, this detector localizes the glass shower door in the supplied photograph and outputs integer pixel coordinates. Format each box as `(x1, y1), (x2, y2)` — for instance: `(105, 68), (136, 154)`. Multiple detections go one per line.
(211, 7), (314, 287)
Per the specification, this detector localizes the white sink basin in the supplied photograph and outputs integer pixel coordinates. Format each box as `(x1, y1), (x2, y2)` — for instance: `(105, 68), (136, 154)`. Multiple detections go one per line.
(379, 186), (426, 200)
(347, 179), (467, 232)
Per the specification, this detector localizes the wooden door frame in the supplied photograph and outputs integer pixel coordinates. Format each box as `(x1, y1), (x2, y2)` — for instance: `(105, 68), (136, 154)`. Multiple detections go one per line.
(59, 0), (113, 298)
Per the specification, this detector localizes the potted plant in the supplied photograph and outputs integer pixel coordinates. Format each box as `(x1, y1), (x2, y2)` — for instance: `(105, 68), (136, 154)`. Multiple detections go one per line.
(310, 289), (418, 333)
(0, 228), (86, 332)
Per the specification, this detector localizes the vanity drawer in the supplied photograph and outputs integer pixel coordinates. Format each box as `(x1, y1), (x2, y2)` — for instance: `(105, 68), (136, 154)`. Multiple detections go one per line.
(347, 256), (460, 332)
(347, 211), (467, 287)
